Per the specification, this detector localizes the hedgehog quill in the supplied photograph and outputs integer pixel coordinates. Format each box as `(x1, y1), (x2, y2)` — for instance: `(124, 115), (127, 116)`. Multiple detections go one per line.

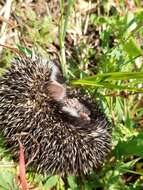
(0, 55), (111, 176)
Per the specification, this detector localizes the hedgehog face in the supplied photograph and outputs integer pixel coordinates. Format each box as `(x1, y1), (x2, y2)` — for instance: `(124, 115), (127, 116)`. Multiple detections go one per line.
(61, 98), (91, 123)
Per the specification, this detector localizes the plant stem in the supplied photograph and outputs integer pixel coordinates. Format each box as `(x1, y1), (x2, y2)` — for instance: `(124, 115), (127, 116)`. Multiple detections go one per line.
(59, 0), (74, 80)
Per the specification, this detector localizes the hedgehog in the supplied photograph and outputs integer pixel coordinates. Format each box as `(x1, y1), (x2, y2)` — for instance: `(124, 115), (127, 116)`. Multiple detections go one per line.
(0, 54), (111, 176)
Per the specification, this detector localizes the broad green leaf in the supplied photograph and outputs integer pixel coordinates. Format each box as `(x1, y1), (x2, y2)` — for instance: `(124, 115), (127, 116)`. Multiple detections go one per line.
(115, 133), (143, 157)
(71, 71), (143, 92)
(123, 37), (142, 57)
(72, 72), (143, 82)
(72, 80), (143, 93)
(44, 175), (59, 189)
(67, 175), (79, 190)
(0, 171), (18, 190)
(56, 177), (65, 190)
(115, 158), (140, 174)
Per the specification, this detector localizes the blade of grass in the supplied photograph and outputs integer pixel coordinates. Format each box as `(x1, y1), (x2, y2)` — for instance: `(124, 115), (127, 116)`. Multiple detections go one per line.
(59, 0), (74, 80)
(72, 72), (143, 82)
(71, 80), (143, 93)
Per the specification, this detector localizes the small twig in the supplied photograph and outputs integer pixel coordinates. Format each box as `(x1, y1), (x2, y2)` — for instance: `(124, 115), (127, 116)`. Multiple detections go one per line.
(59, 0), (74, 80)
(125, 0), (135, 11)
(0, 0), (13, 54)
(25, 134), (40, 167)
(59, 0), (67, 79)
(0, 5), (6, 16)
(0, 15), (13, 27)
(17, 138), (28, 190)
(83, 1), (91, 35)
(16, 132), (40, 167)
(104, 91), (141, 97)
(0, 0), (12, 33)
(0, 15), (19, 31)
(16, 132), (40, 189)
(0, 43), (29, 59)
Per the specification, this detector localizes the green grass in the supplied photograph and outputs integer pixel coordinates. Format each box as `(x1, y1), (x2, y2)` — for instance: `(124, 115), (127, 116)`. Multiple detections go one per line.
(1, 0), (143, 189)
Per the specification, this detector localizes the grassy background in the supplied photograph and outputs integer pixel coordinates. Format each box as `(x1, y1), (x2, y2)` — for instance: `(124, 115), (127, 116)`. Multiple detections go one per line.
(1, 0), (143, 189)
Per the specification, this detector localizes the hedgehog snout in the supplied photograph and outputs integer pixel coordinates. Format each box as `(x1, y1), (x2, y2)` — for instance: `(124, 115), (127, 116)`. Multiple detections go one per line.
(61, 98), (91, 122)
(79, 112), (90, 121)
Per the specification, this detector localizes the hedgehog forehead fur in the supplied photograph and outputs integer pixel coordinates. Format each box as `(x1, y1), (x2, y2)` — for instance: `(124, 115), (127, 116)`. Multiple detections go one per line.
(0, 56), (111, 176)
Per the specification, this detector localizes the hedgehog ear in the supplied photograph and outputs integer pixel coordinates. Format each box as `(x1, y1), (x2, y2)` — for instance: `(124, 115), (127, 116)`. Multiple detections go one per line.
(48, 81), (66, 101)
(48, 61), (64, 83)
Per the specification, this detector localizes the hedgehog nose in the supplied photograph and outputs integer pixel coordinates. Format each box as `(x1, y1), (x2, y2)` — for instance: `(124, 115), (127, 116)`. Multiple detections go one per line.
(79, 112), (91, 121)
